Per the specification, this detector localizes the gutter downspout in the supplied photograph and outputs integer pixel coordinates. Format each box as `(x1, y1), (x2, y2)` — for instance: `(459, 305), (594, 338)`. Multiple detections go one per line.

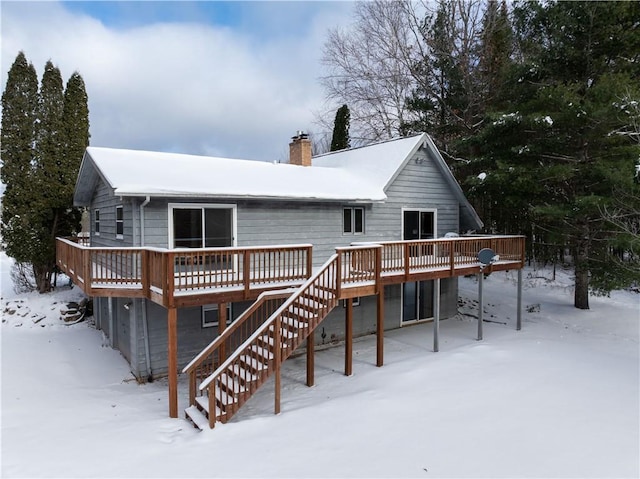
(139, 196), (153, 381)
(140, 196), (150, 246)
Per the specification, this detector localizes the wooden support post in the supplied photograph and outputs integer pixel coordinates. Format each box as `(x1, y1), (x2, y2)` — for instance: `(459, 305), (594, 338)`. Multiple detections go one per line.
(167, 307), (178, 418)
(345, 298), (353, 376)
(306, 331), (315, 387)
(376, 290), (384, 367)
(274, 315), (281, 415)
(433, 278), (440, 352)
(477, 272), (484, 341)
(517, 268), (522, 331)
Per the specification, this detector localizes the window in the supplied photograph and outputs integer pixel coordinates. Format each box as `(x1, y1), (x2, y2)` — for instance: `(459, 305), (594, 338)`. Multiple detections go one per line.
(343, 207), (364, 234)
(202, 304), (232, 328)
(116, 206), (124, 239)
(94, 209), (100, 235)
(342, 297), (360, 307)
(170, 204), (234, 248)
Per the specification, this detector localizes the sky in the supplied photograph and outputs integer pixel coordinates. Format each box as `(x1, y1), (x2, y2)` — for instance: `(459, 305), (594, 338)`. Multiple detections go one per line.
(0, 1), (355, 162)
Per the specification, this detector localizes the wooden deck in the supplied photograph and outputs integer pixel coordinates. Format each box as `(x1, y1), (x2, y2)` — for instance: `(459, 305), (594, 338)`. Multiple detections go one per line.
(56, 235), (525, 306)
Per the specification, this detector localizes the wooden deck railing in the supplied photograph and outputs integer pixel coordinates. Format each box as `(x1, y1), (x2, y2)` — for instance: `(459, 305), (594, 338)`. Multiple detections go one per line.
(56, 235), (524, 307)
(56, 238), (313, 307)
(355, 235), (525, 280)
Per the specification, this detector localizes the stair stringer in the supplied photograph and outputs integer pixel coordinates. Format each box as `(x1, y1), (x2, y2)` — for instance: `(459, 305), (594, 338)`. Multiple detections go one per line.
(197, 254), (339, 428)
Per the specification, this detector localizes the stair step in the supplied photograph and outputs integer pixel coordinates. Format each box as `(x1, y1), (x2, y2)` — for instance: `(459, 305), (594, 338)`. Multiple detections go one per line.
(185, 405), (209, 430)
(285, 306), (318, 320)
(229, 364), (258, 385)
(213, 385), (238, 406)
(219, 372), (247, 394)
(195, 395), (225, 418)
(239, 354), (269, 373)
(282, 316), (308, 330)
(266, 326), (298, 340)
(308, 286), (335, 301)
(250, 344), (274, 360)
(297, 296), (325, 310)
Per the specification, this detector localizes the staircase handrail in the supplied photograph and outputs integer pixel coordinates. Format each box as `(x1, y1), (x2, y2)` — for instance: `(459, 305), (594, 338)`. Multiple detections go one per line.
(182, 288), (297, 375)
(199, 253), (339, 392)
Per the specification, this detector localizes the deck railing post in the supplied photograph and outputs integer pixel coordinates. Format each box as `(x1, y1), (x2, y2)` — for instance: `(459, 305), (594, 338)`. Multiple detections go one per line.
(141, 249), (150, 297)
(243, 250), (251, 298)
(306, 246), (313, 279)
(404, 243), (410, 280)
(336, 252), (342, 299)
(165, 251), (175, 308)
(82, 247), (91, 294)
(375, 246), (382, 293)
(450, 240), (455, 274)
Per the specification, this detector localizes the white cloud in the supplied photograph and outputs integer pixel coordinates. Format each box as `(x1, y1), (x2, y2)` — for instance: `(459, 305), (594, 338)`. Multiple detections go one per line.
(1, 1), (353, 162)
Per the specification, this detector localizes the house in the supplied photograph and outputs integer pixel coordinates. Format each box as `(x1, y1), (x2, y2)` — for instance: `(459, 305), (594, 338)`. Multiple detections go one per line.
(59, 132), (525, 427)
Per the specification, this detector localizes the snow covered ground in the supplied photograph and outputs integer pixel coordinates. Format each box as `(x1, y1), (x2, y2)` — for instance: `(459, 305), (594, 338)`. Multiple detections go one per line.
(1, 251), (638, 478)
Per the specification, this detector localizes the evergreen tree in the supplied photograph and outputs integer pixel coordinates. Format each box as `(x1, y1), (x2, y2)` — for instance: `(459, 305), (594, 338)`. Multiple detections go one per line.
(330, 104), (350, 151)
(469, 1), (640, 308)
(1, 54), (89, 293)
(1, 52), (39, 277)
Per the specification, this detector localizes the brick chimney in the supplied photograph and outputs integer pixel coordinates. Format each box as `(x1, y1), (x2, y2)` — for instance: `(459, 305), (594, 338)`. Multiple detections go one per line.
(289, 131), (312, 167)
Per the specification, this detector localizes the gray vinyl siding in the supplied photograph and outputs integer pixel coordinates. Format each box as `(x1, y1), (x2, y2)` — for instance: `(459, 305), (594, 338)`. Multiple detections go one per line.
(89, 179), (134, 247)
(88, 146), (467, 380)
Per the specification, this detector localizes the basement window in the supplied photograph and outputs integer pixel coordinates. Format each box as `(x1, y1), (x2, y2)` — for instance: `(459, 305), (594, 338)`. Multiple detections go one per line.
(115, 206), (124, 239)
(202, 304), (233, 328)
(342, 297), (361, 307)
(343, 207), (364, 235)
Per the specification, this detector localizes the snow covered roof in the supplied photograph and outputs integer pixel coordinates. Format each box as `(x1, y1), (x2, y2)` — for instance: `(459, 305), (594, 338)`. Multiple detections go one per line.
(76, 147), (387, 203)
(73, 133), (482, 229)
(75, 134), (424, 204)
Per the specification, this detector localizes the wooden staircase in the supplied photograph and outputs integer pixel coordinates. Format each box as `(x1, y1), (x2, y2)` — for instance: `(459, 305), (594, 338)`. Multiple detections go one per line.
(183, 254), (339, 429)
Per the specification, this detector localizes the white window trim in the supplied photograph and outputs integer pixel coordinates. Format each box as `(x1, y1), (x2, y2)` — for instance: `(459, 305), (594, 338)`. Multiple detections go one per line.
(94, 209), (100, 236)
(115, 205), (124, 240)
(343, 206), (365, 235)
(168, 203), (237, 249)
(202, 304), (232, 328)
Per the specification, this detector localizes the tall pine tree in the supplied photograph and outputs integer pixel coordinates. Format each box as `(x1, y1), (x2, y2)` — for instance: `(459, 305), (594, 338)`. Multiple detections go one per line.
(469, 1), (640, 308)
(1, 54), (89, 293)
(330, 104), (350, 151)
(1, 52), (39, 279)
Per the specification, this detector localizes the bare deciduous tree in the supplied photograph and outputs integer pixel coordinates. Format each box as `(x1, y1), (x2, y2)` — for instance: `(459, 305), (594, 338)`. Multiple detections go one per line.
(320, 1), (422, 143)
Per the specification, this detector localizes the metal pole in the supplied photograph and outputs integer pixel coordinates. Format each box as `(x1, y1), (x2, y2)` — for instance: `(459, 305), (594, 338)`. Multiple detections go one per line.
(433, 278), (440, 352)
(477, 272), (483, 340)
(517, 268), (522, 331)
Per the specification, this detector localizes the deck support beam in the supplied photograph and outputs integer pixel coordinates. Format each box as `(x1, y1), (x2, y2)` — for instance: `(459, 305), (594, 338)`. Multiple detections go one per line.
(376, 290), (384, 367)
(167, 306), (178, 418)
(516, 269), (522, 330)
(306, 331), (314, 387)
(274, 316), (281, 415)
(345, 298), (353, 376)
(433, 278), (440, 352)
(477, 273), (484, 341)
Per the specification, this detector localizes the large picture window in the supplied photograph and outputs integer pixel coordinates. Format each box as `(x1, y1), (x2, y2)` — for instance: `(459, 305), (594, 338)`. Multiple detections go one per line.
(170, 204), (235, 248)
(343, 207), (364, 235)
